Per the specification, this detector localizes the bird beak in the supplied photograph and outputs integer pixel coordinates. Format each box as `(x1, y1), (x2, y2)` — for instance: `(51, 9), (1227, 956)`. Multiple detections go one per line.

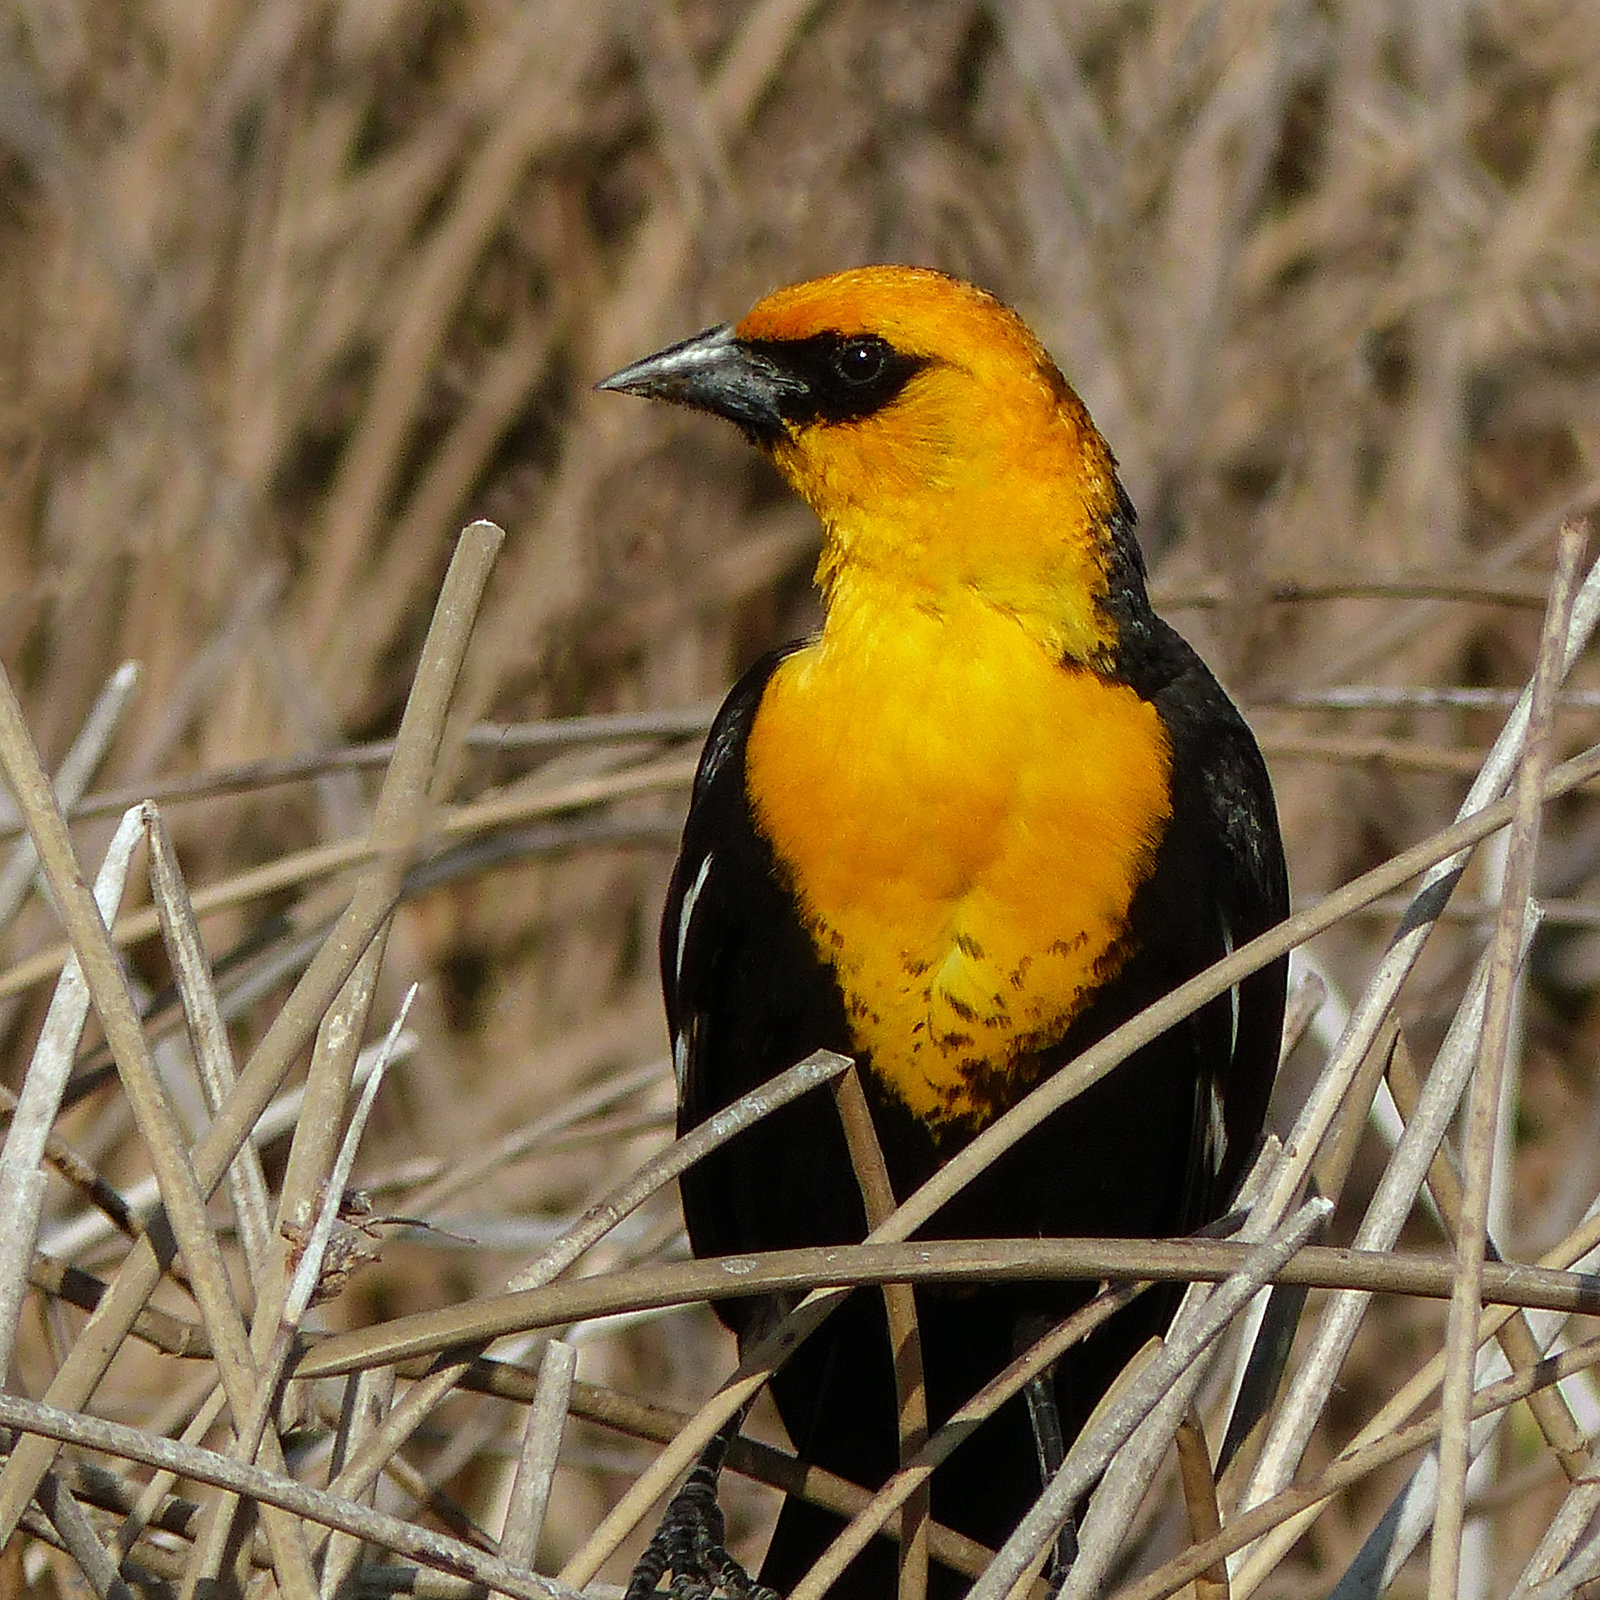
(596, 324), (800, 440)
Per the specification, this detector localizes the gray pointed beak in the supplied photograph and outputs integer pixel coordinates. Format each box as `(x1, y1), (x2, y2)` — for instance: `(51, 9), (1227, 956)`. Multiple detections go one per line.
(596, 324), (801, 441)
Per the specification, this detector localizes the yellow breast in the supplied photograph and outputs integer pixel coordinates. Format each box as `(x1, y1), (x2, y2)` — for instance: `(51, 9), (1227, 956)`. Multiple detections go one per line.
(746, 585), (1172, 1132)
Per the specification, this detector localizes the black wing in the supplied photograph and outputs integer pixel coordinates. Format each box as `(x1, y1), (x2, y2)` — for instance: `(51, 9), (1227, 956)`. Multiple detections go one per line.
(1138, 621), (1289, 1222)
(660, 648), (868, 1327)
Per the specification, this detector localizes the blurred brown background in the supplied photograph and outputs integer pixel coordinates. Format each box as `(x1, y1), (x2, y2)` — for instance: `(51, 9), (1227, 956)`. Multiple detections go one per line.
(4, 1), (1600, 1593)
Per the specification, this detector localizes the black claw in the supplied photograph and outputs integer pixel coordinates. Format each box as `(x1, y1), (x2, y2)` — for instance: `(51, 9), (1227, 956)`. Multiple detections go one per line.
(626, 1446), (777, 1600)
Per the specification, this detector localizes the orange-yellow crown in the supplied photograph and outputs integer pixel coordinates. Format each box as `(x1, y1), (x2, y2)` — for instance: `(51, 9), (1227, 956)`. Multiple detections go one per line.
(736, 266), (1124, 662)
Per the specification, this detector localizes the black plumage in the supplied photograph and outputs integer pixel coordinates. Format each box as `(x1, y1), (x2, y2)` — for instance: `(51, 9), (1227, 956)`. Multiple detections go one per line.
(602, 266), (1290, 1600)
(662, 603), (1286, 1596)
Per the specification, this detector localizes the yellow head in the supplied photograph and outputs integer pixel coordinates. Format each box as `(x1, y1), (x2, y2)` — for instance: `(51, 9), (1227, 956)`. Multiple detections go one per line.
(599, 266), (1128, 662)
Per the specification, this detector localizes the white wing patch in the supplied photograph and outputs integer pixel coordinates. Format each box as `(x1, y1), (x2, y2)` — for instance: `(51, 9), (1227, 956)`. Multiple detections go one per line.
(1207, 1079), (1229, 1179)
(1209, 913), (1238, 1180)
(674, 1024), (691, 1095)
(1222, 915), (1240, 1059)
(671, 854), (713, 1098)
(675, 851), (713, 986)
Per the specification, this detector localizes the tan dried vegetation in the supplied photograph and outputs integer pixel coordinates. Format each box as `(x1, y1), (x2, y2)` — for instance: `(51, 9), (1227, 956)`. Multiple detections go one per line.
(2, 1), (1600, 1597)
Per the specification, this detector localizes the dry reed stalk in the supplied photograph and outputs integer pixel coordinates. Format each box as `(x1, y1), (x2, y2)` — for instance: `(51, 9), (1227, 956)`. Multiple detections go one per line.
(0, 1390), (580, 1600)
(308, 1049), (853, 1555)
(973, 1199), (1333, 1600)
(1431, 520), (1586, 1597)
(293, 1236), (1600, 1386)
(0, 662), (138, 933)
(0, 808), (142, 1383)
(145, 805), (275, 1287)
(500, 1340), (580, 1576)
(319, 1366), (399, 1599)
(0, 521), (503, 1567)
(831, 1064), (932, 1600)
(0, 611), (322, 1595)
(5, 5), (1600, 1593)
(554, 731), (1600, 1588)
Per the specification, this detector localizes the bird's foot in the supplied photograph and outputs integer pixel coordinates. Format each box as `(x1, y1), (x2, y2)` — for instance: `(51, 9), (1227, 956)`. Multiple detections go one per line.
(1022, 1366), (1077, 1596)
(1042, 1516), (1078, 1599)
(625, 1456), (778, 1600)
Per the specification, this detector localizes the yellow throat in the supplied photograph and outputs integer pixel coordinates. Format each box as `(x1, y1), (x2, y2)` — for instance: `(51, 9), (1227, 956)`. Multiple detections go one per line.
(745, 569), (1172, 1132)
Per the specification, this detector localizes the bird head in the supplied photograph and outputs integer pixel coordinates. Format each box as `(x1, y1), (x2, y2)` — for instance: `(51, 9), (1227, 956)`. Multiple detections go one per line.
(599, 266), (1130, 662)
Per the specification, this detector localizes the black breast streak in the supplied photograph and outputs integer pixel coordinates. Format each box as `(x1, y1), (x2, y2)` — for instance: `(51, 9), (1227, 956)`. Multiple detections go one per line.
(941, 991), (979, 1024)
(932, 1046), (1058, 1139)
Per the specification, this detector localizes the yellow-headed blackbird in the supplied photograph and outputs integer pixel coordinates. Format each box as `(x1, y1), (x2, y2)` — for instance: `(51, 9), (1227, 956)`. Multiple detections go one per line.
(600, 267), (1288, 1599)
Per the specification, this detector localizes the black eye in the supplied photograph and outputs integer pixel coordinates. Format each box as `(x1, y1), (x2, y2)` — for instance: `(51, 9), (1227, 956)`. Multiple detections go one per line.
(832, 337), (888, 385)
